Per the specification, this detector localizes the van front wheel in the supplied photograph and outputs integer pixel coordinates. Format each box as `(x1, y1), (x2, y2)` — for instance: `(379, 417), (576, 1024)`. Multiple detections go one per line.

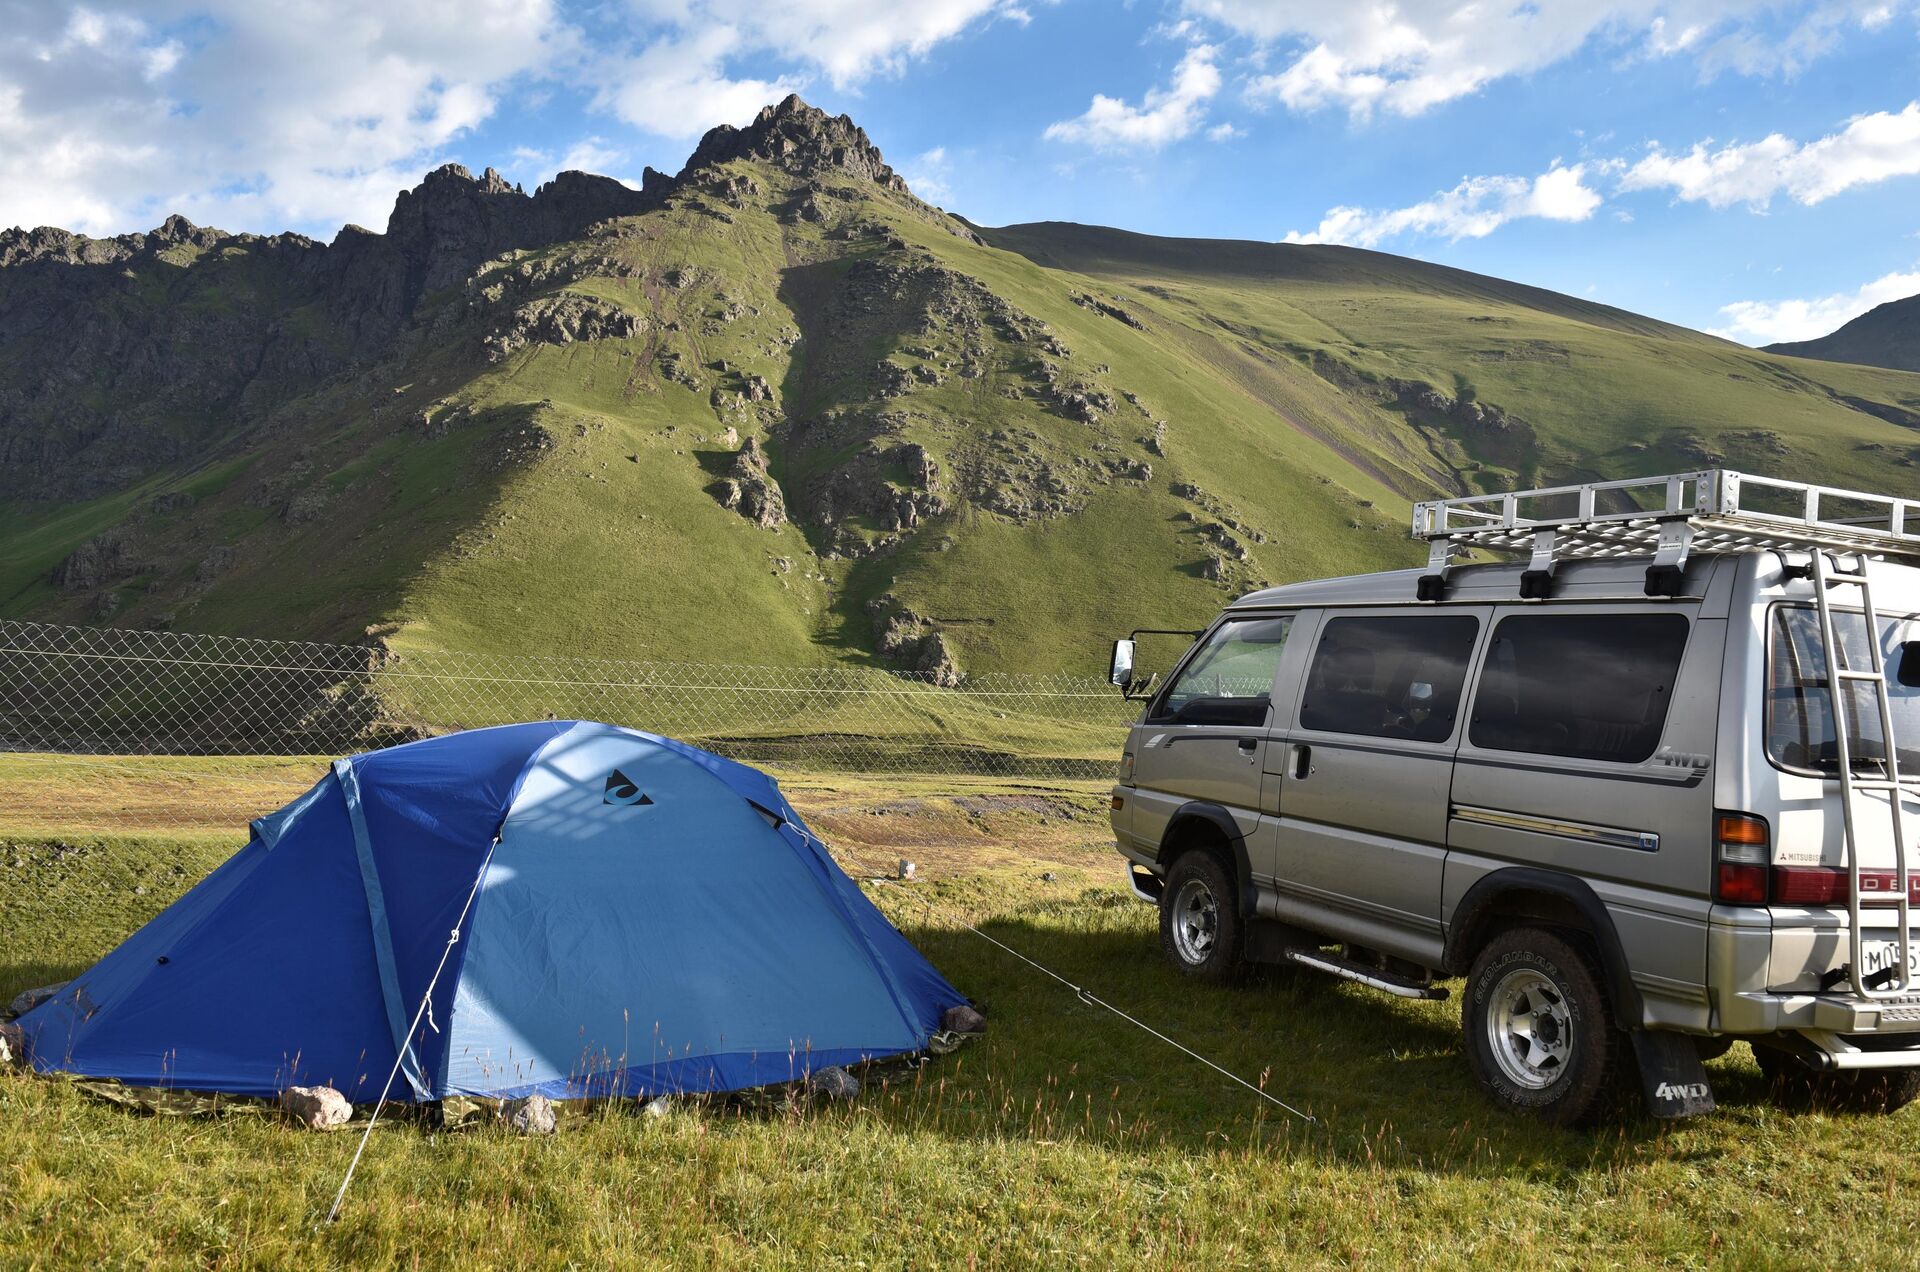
(1463, 927), (1621, 1126)
(1158, 851), (1243, 983)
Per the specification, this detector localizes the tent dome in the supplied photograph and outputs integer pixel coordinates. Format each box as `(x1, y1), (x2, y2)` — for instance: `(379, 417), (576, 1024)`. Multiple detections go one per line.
(20, 721), (966, 1101)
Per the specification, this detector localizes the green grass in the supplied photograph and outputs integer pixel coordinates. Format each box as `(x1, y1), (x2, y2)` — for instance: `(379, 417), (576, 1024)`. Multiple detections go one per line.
(6, 760), (1920, 1267)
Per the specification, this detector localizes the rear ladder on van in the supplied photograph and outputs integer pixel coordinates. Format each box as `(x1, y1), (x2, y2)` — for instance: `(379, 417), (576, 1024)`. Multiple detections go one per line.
(1810, 551), (1920, 997)
(1412, 469), (1920, 998)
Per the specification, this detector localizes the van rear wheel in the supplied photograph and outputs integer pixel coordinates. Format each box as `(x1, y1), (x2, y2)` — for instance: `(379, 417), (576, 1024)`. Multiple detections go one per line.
(1754, 1047), (1920, 1114)
(1463, 927), (1622, 1126)
(1158, 851), (1243, 983)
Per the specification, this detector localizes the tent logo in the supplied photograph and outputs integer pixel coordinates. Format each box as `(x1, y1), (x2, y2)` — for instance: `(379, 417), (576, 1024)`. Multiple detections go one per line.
(603, 769), (655, 807)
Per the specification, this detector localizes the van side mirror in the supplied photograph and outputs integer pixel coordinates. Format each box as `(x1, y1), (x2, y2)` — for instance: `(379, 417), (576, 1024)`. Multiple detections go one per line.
(1899, 642), (1920, 689)
(1109, 639), (1136, 690)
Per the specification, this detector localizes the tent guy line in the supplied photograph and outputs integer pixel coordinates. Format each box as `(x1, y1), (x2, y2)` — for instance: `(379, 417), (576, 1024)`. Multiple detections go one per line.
(327, 835), (500, 1225)
(862, 873), (1317, 1125)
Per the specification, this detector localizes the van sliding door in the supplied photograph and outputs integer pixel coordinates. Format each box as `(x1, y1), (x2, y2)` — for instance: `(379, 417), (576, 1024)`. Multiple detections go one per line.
(1271, 607), (1490, 966)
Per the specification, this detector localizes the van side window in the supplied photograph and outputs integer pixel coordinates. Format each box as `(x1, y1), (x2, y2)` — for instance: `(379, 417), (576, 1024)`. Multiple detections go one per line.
(1469, 613), (1689, 763)
(1299, 615), (1478, 742)
(1150, 615), (1295, 727)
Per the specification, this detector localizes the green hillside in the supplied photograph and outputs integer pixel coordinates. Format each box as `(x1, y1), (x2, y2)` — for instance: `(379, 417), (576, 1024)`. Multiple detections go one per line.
(4, 97), (1919, 677)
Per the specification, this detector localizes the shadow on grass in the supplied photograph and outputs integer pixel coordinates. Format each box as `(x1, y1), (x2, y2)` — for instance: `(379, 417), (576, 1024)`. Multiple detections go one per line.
(874, 908), (1778, 1180)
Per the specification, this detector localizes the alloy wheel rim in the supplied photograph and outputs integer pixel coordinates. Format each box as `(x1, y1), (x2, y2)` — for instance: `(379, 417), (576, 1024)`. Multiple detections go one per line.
(1171, 877), (1219, 964)
(1486, 967), (1573, 1089)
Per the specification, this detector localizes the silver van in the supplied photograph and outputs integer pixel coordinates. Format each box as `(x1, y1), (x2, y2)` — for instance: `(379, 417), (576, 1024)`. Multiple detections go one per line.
(1107, 471), (1920, 1124)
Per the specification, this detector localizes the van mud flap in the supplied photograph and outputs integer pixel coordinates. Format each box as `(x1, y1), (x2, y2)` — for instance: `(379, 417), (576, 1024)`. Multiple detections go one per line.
(1630, 1030), (1716, 1118)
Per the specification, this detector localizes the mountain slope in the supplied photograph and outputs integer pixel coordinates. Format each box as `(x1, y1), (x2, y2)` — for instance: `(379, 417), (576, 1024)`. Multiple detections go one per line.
(1765, 292), (1920, 372)
(4, 96), (1919, 677)
(981, 221), (1920, 495)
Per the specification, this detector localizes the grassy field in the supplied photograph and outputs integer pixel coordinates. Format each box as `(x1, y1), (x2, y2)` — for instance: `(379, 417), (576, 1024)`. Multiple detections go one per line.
(6, 757), (1920, 1268)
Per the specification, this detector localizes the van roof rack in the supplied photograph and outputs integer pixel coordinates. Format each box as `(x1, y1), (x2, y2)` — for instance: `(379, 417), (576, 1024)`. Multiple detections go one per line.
(1412, 470), (1920, 601)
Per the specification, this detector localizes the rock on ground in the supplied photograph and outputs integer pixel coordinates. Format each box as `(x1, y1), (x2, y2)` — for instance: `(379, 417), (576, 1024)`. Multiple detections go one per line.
(279, 1084), (353, 1130)
(502, 1092), (558, 1135)
(6, 982), (67, 1019)
(809, 1065), (861, 1101)
(941, 1004), (987, 1034)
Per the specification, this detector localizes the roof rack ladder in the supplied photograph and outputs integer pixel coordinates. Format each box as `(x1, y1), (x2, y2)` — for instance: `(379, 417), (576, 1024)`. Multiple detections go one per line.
(1811, 550), (1917, 1000)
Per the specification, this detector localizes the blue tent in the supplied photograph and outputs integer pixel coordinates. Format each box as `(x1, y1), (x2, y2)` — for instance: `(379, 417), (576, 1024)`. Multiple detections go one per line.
(20, 721), (967, 1102)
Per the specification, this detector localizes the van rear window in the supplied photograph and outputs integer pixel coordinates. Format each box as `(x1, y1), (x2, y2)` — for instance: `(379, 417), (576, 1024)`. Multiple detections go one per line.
(1768, 607), (1920, 775)
(1469, 613), (1689, 764)
(1299, 615), (1478, 743)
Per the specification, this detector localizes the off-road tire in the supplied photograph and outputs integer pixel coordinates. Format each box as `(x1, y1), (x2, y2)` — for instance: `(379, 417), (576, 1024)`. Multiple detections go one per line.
(1754, 1046), (1920, 1115)
(1158, 851), (1243, 984)
(1463, 926), (1622, 1126)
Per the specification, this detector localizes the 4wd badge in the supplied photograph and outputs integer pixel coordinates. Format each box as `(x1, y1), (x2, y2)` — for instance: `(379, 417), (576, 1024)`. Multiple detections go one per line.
(603, 769), (655, 807)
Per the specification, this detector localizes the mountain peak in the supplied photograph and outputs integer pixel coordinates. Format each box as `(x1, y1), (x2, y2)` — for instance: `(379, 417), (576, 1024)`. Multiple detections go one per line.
(679, 94), (908, 193)
(1764, 291), (1920, 374)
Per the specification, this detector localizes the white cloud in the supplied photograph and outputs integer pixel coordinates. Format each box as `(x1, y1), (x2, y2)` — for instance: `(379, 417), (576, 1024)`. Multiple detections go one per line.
(899, 145), (956, 203)
(1184, 1), (1907, 119)
(0, 1), (569, 236)
(1285, 162), (1603, 247)
(1045, 44), (1223, 150)
(599, 0), (1028, 139)
(1620, 101), (1920, 208)
(594, 26), (798, 142)
(1714, 266), (1920, 344)
(0, 1), (1024, 237)
(625, 0), (1023, 88)
(504, 137), (639, 190)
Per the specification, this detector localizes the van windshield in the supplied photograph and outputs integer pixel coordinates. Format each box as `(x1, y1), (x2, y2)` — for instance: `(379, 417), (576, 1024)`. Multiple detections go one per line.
(1152, 615), (1294, 725)
(1767, 607), (1920, 775)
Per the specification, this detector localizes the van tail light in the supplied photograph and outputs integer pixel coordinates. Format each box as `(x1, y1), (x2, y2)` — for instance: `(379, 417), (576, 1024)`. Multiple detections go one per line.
(1770, 866), (1847, 905)
(1713, 812), (1770, 905)
(1772, 865), (1920, 906)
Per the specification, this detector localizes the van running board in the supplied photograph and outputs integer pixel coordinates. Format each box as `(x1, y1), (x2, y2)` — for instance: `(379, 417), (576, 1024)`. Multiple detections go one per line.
(1285, 949), (1450, 1000)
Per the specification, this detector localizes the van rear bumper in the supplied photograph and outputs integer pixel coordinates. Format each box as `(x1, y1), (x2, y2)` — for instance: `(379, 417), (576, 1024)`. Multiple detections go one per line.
(1710, 908), (1920, 1052)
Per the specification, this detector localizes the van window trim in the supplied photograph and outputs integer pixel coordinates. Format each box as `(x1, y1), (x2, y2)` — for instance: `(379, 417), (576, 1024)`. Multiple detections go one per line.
(1762, 600), (1920, 782)
(1459, 607), (1695, 768)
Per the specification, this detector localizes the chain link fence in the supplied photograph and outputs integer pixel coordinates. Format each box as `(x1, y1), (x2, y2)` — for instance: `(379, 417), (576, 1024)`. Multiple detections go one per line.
(1, 619), (1138, 979)
(1, 617), (1135, 778)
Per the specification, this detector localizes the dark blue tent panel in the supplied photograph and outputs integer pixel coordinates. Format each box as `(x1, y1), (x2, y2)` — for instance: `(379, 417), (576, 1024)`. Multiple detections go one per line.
(21, 722), (966, 1101)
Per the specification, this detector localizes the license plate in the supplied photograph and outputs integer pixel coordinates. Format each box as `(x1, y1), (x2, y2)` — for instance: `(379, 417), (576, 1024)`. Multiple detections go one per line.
(1860, 940), (1920, 979)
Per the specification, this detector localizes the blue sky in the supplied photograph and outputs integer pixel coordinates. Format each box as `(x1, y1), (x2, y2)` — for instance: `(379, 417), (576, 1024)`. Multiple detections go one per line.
(3, 2), (1918, 345)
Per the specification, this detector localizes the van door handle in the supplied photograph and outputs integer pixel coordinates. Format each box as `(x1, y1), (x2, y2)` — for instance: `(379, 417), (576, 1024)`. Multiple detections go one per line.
(1293, 744), (1312, 779)
(1237, 738), (1259, 762)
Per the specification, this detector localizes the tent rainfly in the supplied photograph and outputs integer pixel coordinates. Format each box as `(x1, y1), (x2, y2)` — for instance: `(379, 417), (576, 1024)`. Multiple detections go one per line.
(19, 721), (968, 1101)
